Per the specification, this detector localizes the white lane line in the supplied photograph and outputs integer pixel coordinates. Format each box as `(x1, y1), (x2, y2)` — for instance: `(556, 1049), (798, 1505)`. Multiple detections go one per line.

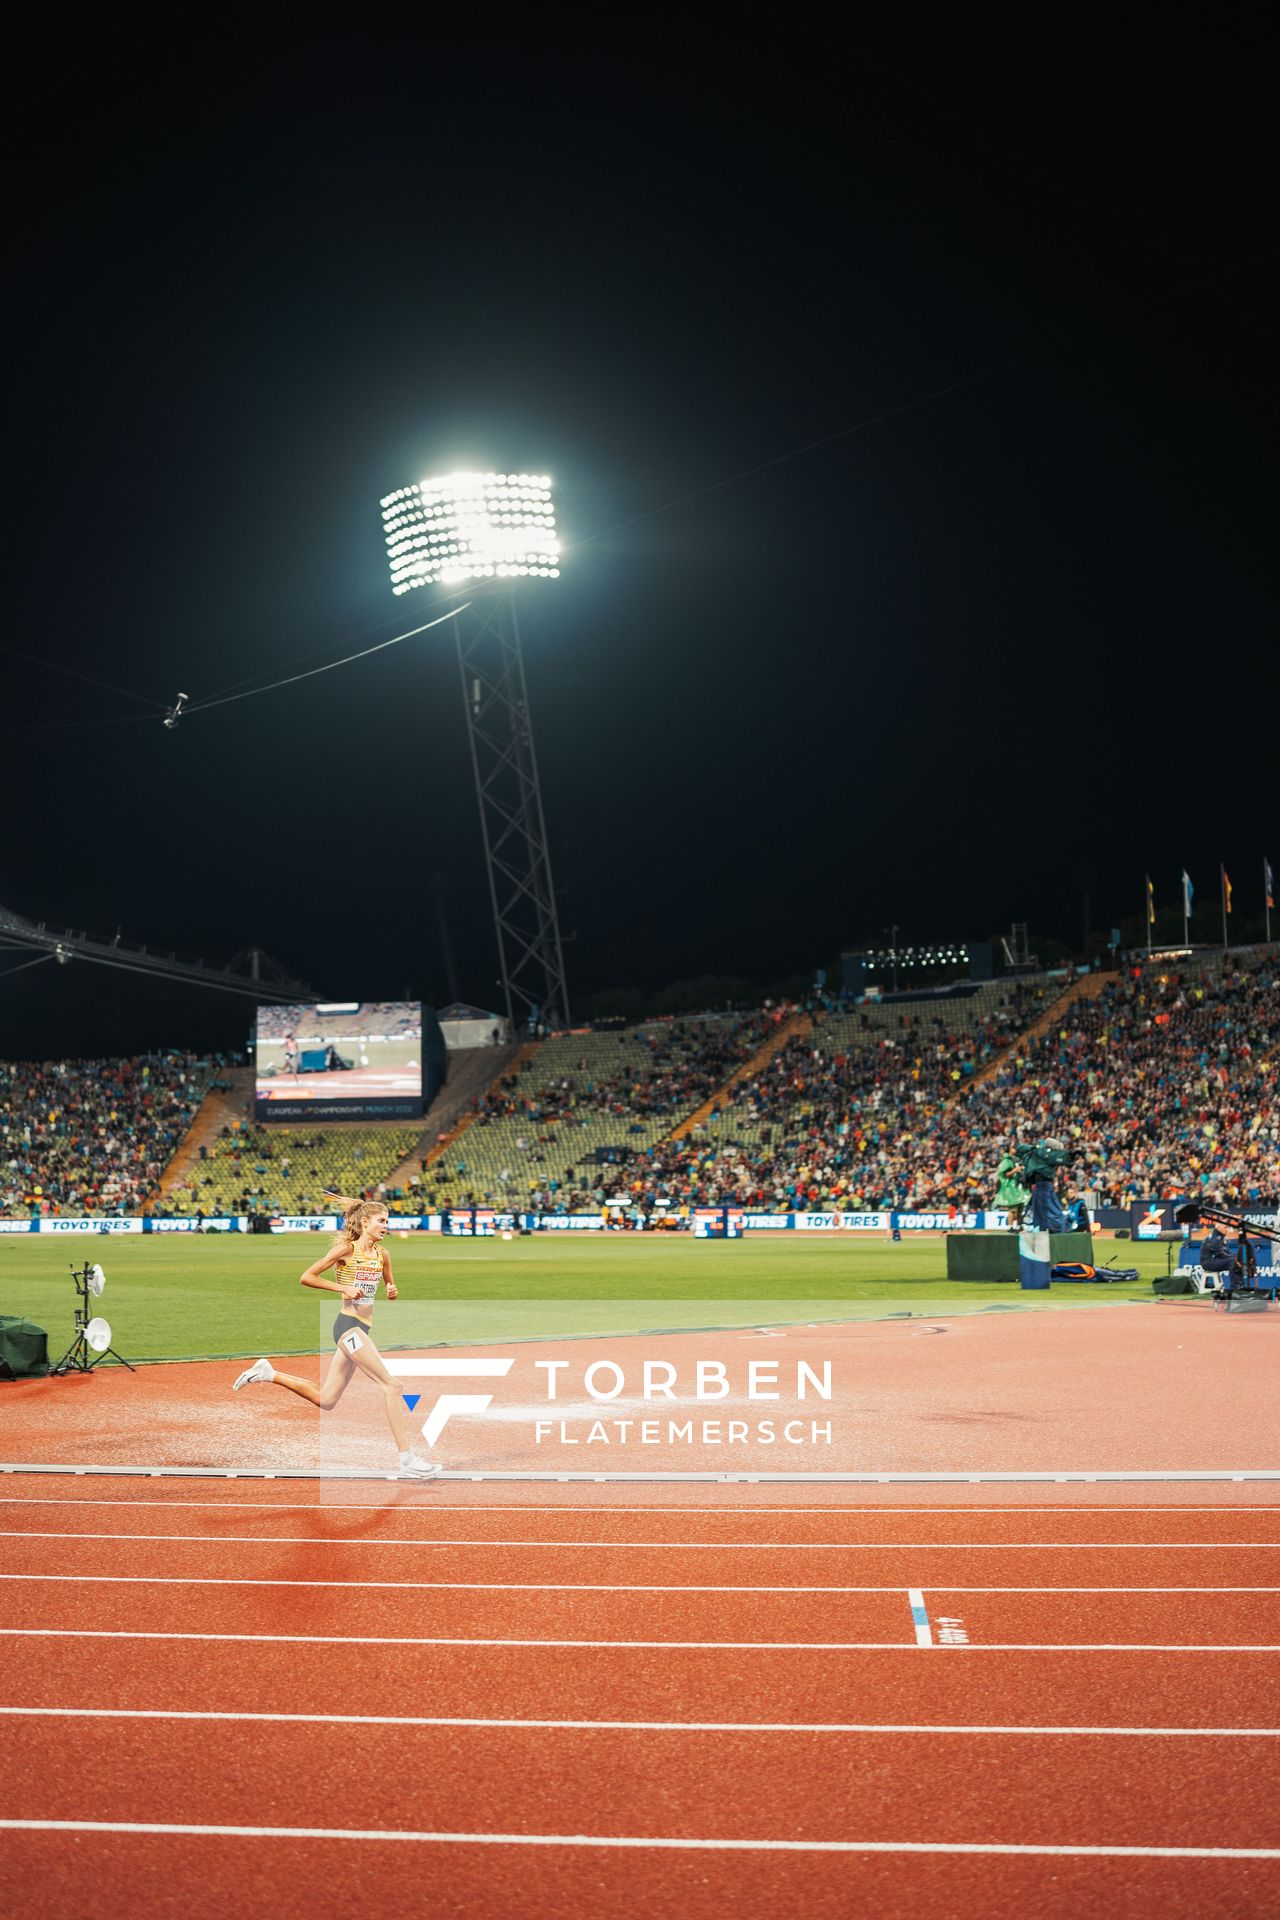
(3, 1574), (1276, 1594)
(0, 1574), (924, 1596)
(0, 1629), (914, 1650)
(3, 1499), (1279, 1514)
(3, 1530), (1276, 1549)
(908, 1589), (933, 1647)
(6, 1462), (1280, 1483)
(2, 1707), (1277, 1737)
(0, 1628), (1275, 1652)
(0, 1820), (1275, 1858)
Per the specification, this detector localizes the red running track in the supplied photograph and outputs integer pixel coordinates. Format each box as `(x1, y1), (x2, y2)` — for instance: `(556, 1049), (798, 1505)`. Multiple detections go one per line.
(0, 1480), (1276, 1919)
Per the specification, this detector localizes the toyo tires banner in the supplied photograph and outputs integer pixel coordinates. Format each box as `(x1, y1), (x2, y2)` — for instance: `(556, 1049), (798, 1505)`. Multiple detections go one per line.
(795, 1212), (892, 1231)
(9, 1207), (1016, 1234)
(697, 1209), (1011, 1233)
(32, 1216), (145, 1234)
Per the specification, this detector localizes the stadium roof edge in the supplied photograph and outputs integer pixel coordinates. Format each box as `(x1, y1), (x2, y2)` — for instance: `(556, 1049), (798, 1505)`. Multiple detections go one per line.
(0, 901), (314, 1003)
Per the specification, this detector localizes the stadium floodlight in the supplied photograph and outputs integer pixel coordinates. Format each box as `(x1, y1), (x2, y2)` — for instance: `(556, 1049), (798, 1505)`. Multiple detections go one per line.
(380, 471), (560, 593)
(377, 463), (571, 1033)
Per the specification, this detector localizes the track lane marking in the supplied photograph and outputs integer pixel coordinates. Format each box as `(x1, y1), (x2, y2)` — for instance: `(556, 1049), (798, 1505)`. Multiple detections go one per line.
(5, 1499), (1280, 1513)
(2, 1707), (1278, 1735)
(0, 1630), (917, 1650)
(3, 1499), (1279, 1513)
(3, 1530), (1276, 1549)
(0, 1820), (1275, 1858)
(6, 1463), (1280, 1483)
(908, 1589), (933, 1646)
(1, 1628), (1275, 1651)
(4, 1574), (1276, 1594)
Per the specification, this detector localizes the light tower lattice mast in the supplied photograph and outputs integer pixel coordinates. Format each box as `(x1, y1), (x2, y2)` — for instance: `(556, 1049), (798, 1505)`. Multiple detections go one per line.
(456, 595), (569, 1031)
(381, 471), (569, 1031)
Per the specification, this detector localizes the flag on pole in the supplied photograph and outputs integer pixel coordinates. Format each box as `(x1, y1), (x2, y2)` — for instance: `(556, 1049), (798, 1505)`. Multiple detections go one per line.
(1146, 876), (1155, 925)
(1181, 870), (1193, 917)
(1223, 869), (1232, 914)
(1267, 859), (1275, 911)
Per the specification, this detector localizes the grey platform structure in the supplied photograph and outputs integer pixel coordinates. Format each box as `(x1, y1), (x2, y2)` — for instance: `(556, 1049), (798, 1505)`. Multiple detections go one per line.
(0, 900), (313, 1004)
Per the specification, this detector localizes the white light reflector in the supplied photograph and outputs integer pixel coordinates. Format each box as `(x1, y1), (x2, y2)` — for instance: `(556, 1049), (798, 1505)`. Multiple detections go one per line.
(380, 471), (560, 593)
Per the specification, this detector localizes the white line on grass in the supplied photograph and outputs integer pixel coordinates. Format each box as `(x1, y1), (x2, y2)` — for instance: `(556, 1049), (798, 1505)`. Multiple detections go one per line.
(1, 1707), (1276, 1737)
(0, 1820), (1275, 1859)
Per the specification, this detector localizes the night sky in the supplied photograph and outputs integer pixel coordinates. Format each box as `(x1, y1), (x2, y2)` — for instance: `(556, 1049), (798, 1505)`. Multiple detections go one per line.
(4, 21), (1272, 1059)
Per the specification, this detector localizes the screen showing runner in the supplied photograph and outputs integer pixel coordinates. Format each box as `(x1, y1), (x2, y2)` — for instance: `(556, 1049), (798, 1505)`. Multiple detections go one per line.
(254, 1001), (425, 1120)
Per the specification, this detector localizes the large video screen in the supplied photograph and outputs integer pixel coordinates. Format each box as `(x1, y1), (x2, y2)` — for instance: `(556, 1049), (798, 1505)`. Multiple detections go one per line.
(254, 1002), (426, 1121)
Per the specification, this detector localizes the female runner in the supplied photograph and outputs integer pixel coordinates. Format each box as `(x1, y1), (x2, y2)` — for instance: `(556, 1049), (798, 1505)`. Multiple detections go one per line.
(233, 1195), (439, 1480)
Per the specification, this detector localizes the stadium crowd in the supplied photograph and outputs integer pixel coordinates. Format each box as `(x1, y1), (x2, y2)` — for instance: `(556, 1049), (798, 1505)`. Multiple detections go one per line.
(471, 1009), (780, 1132)
(544, 994), (1036, 1214)
(255, 1002), (419, 1042)
(2, 956), (1275, 1221)
(0, 1054), (220, 1217)
(164, 1119), (426, 1219)
(583, 956), (1279, 1216)
(952, 955), (1279, 1210)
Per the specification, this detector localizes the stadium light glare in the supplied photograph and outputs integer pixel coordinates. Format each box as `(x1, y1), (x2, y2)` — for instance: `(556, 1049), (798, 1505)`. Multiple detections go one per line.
(381, 470), (561, 593)
(377, 462), (571, 1035)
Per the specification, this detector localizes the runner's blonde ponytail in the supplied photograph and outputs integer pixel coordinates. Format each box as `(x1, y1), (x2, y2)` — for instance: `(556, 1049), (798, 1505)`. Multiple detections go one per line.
(326, 1193), (387, 1249)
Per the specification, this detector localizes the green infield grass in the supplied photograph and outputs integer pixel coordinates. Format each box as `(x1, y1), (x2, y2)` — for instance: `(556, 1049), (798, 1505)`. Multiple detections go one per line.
(0, 1232), (1172, 1365)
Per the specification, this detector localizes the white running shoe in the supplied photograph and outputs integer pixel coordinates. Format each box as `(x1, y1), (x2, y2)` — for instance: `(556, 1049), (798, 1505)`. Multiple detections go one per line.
(398, 1453), (442, 1480)
(233, 1358), (276, 1390)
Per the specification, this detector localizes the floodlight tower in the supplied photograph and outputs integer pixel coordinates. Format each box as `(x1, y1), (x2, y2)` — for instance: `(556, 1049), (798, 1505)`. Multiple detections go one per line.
(380, 471), (569, 1032)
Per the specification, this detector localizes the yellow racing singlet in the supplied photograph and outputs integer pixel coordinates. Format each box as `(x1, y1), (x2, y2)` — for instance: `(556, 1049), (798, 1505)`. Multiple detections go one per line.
(335, 1244), (385, 1320)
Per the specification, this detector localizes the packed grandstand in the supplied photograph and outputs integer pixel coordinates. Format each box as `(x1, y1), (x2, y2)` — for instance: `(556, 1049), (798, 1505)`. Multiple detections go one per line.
(2, 947), (1275, 1223)
(1, 1055), (224, 1218)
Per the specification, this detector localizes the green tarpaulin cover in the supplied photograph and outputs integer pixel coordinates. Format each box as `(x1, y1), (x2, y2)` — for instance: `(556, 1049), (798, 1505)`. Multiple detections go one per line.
(0, 1316), (50, 1377)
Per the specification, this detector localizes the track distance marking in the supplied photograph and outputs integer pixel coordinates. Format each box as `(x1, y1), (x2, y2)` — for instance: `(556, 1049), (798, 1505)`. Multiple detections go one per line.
(908, 1588), (933, 1646)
